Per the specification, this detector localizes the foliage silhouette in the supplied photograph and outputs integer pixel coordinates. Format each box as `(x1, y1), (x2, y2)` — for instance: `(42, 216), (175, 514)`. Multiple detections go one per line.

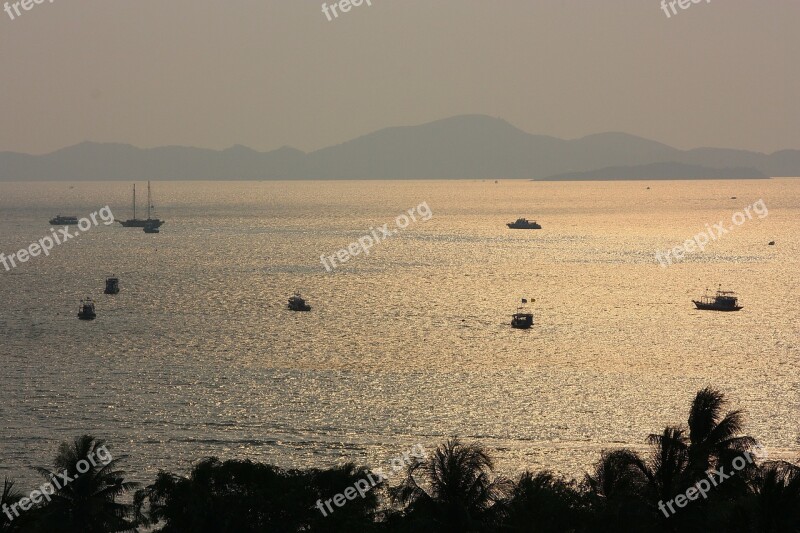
(27, 435), (137, 533)
(2, 389), (798, 532)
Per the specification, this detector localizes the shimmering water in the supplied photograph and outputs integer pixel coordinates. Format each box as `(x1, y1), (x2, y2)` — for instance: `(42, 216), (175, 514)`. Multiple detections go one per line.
(0, 179), (797, 488)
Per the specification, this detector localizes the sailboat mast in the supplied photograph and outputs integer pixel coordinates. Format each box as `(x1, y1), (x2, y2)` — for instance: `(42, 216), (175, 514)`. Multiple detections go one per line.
(133, 184), (136, 220)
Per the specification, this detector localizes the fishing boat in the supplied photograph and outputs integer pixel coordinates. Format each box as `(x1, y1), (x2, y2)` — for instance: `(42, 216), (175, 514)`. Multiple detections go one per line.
(77, 297), (97, 320)
(511, 298), (535, 329)
(104, 277), (120, 295)
(288, 292), (311, 312)
(507, 218), (542, 229)
(692, 287), (743, 312)
(118, 181), (164, 228)
(49, 215), (79, 225)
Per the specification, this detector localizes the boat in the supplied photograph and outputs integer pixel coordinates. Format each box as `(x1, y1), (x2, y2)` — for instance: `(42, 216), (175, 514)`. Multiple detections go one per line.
(77, 297), (97, 320)
(49, 215), (79, 225)
(143, 221), (160, 234)
(118, 181), (165, 228)
(287, 292), (311, 312)
(692, 287), (743, 312)
(104, 277), (120, 295)
(511, 298), (535, 329)
(507, 218), (542, 229)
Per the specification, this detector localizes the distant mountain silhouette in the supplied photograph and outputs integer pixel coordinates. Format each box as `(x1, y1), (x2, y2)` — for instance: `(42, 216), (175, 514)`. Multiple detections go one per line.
(540, 162), (767, 181)
(1, 115), (798, 180)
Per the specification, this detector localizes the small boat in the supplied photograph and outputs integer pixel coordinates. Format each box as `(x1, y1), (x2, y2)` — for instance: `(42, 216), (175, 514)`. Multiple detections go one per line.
(288, 292), (311, 312)
(143, 221), (160, 234)
(768, 241), (775, 246)
(507, 218), (542, 229)
(511, 298), (534, 329)
(77, 297), (97, 320)
(49, 215), (79, 225)
(692, 287), (743, 312)
(104, 277), (120, 295)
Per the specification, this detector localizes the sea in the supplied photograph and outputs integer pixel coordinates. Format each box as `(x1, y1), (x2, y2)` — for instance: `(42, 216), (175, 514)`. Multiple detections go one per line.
(0, 179), (797, 489)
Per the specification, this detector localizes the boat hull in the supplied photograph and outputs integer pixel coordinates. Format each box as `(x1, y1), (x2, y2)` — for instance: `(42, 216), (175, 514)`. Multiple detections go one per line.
(507, 224), (541, 229)
(511, 314), (534, 329)
(692, 301), (743, 312)
(119, 219), (164, 228)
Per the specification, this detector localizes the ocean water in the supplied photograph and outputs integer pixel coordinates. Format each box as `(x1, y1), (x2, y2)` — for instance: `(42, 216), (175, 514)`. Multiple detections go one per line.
(0, 179), (797, 489)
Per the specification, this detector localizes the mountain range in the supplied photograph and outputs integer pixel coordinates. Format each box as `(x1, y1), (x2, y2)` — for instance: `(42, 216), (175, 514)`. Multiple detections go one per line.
(1, 115), (797, 181)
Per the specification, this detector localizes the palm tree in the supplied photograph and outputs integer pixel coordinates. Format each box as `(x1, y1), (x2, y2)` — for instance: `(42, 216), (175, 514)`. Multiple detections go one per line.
(728, 460), (800, 532)
(1, 478), (22, 532)
(686, 387), (756, 480)
(606, 389), (759, 530)
(645, 427), (690, 504)
(585, 449), (649, 501)
(583, 431), (696, 533)
(390, 438), (510, 532)
(584, 449), (657, 531)
(29, 435), (137, 533)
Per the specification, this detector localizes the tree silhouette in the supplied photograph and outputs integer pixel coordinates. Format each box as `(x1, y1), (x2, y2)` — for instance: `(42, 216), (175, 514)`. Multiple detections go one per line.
(0, 478), (23, 532)
(28, 435), (137, 533)
(389, 438), (510, 532)
(728, 460), (800, 532)
(686, 387), (756, 480)
(134, 457), (381, 532)
(501, 470), (587, 532)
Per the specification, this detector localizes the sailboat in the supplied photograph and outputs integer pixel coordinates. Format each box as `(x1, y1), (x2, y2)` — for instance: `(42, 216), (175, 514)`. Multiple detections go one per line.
(118, 181), (165, 228)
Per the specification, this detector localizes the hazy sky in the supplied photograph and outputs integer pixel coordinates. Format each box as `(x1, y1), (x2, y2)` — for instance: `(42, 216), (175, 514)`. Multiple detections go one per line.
(1, 1), (797, 154)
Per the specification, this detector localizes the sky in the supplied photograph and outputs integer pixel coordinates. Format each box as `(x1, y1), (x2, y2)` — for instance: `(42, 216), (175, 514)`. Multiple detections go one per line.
(0, 0), (798, 155)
